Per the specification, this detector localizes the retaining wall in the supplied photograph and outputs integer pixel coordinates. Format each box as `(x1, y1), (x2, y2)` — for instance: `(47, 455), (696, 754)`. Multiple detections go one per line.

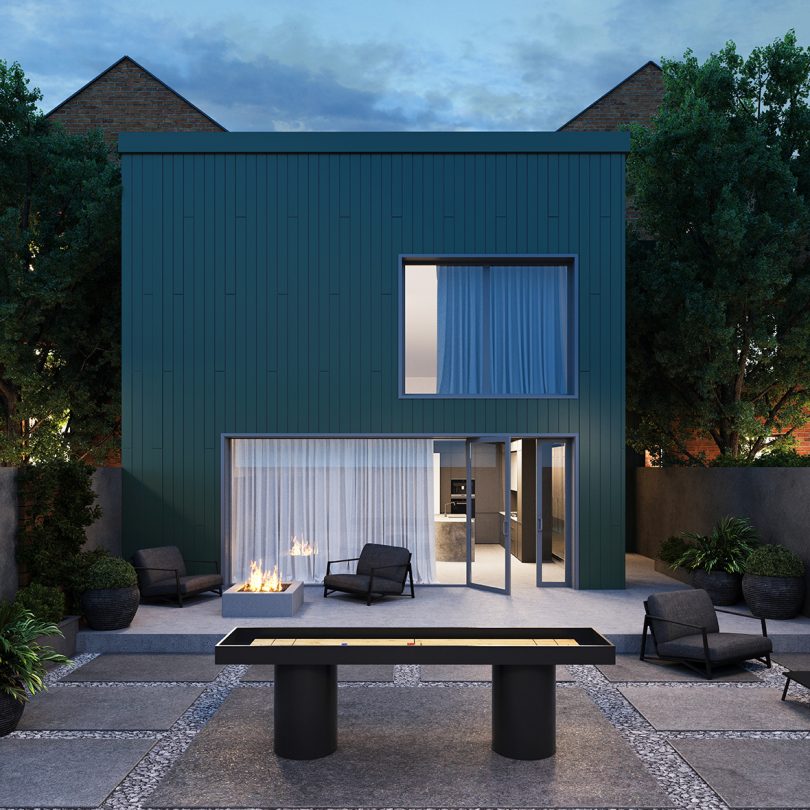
(636, 467), (810, 616)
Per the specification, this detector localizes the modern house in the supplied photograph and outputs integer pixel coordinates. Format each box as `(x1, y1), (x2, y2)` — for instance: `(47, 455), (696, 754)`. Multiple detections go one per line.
(120, 130), (629, 594)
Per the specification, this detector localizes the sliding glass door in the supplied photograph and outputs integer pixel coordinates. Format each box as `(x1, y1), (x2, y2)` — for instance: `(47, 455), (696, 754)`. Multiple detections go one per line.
(466, 437), (511, 593)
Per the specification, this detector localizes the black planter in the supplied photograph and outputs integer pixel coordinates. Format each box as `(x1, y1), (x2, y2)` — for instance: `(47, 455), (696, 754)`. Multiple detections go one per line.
(0, 692), (24, 737)
(690, 569), (742, 605)
(742, 574), (806, 620)
(82, 586), (140, 630)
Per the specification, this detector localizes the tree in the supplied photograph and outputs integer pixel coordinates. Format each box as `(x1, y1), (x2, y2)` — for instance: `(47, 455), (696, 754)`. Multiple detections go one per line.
(627, 32), (810, 465)
(0, 60), (121, 464)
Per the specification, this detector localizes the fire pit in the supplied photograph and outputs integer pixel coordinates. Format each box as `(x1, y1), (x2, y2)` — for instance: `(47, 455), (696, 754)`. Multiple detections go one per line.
(222, 562), (304, 617)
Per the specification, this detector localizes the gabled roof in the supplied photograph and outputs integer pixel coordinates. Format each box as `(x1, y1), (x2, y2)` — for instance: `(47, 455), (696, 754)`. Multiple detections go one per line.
(46, 55), (226, 131)
(557, 60), (662, 131)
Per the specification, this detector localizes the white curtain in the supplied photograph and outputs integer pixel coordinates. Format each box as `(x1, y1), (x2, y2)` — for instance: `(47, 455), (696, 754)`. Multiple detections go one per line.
(231, 439), (436, 584)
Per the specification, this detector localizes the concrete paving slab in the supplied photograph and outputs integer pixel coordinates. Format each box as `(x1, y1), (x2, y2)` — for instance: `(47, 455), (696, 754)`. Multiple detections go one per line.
(64, 653), (223, 682)
(146, 686), (671, 809)
(0, 737), (154, 807)
(599, 655), (758, 682)
(242, 664), (394, 682)
(672, 739), (810, 808)
(18, 685), (204, 730)
(620, 685), (810, 730)
(420, 663), (573, 681)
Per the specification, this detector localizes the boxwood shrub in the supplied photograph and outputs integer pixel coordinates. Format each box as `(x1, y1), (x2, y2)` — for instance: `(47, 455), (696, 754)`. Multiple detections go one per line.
(13, 583), (65, 624)
(82, 557), (138, 591)
(744, 544), (805, 578)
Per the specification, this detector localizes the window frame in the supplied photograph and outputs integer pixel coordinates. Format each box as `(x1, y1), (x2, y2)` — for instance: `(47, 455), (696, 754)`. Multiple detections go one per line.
(398, 254), (579, 399)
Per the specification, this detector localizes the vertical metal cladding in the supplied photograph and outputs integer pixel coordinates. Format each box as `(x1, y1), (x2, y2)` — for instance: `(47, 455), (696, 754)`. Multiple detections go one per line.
(120, 133), (628, 588)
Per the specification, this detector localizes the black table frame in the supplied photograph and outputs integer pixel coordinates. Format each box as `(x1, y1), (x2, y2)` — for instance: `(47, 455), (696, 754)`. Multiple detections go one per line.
(215, 626), (614, 761)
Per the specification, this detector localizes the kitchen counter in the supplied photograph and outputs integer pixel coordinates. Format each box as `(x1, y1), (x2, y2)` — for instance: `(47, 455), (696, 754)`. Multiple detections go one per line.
(434, 515), (473, 561)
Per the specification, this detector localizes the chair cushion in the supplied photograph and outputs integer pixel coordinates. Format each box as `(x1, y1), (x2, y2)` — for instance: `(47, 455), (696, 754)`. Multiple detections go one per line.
(646, 589), (719, 644)
(657, 632), (773, 663)
(324, 573), (405, 595)
(132, 546), (187, 590)
(356, 543), (411, 583)
(141, 574), (222, 597)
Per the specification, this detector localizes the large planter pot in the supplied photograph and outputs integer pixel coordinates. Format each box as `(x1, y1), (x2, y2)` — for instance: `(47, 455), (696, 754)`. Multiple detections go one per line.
(742, 574), (806, 620)
(81, 586), (140, 631)
(0, 692), (24, 737)
(690, 569), (742, 605)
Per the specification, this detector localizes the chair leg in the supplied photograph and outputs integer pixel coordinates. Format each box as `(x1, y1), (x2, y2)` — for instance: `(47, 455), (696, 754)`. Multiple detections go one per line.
(178, 591), (183, 608)
(640, 619), (649, 661)
(705, 658), (713, 680)
(408, 565), (415, 598)
(323, 585), (328, 598)
(765, 652), (772, 669)
(782, 676), (792, 701)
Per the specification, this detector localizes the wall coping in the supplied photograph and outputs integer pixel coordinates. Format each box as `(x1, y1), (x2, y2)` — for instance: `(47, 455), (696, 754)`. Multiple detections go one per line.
(119, 131), (631, 155)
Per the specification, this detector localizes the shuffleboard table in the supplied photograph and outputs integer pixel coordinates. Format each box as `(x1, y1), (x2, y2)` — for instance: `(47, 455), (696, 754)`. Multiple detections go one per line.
(215, 626), (614, 761)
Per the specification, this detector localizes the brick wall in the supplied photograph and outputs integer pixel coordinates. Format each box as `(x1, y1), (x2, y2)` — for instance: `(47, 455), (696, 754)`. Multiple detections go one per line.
(47, 56), (224, 152)
(559, 61), (663, 132)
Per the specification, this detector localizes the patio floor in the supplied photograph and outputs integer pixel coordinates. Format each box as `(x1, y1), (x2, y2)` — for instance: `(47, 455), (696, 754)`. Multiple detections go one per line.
(77, 555), (810, 654)
(2, 650), (809, 810)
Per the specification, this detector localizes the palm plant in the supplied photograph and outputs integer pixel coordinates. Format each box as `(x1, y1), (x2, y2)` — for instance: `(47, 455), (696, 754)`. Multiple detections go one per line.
(0, 602), (70, 703)
(675, 516), (759, 574)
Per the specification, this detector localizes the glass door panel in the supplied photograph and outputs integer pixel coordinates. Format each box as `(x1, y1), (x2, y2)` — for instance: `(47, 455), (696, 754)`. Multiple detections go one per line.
(536, 439), (571, 586)
(466, 437), (511, 593)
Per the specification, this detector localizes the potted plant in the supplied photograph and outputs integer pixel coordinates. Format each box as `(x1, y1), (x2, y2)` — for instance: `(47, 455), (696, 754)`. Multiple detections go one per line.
(80, 557), (140, 631)
(674, 516), (759, 605)
(742, 545), (806, 619)
(656, 535), (693, 584)
(0, 602), (70, 736)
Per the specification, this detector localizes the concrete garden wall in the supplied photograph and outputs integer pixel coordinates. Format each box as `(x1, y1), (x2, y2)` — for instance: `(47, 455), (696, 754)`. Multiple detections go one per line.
(636, 467), (810, 616)
(0, 467), (122, 602)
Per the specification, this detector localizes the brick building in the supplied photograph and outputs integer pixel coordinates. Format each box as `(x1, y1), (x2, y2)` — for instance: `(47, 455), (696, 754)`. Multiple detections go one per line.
(558, 61), (664, 132)
(46, 55), (225, 150)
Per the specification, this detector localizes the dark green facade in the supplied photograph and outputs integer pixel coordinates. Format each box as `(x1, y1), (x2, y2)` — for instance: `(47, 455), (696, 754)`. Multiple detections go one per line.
(120, 131), (629, 589)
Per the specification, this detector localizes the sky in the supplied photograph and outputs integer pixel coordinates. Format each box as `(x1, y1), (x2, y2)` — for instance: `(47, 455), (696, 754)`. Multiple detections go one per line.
(3, 0), (810, 132)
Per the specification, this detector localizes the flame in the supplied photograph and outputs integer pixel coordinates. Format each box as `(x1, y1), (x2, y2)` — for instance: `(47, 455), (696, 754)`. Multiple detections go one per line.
(289, 535), (315, 556)
(240, 561), (284, 592)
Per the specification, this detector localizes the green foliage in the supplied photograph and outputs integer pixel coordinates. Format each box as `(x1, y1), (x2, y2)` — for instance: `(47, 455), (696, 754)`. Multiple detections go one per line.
(0, 602), (70, 703)
(15, 461), (101, 598)
(81, 557), (137, 591)
(711, 448), (810, 467)
(13, 583), (65, 624)
(0, 59), (121, 464)
(745, 544), (806, 577)
(659, 535), (693, 565)
(626, 32), (810, 464)
(675, 516), (760, 573)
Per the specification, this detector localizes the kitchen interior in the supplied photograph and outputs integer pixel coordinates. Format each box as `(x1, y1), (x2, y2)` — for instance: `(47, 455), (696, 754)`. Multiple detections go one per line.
(432, 439), (567, 586)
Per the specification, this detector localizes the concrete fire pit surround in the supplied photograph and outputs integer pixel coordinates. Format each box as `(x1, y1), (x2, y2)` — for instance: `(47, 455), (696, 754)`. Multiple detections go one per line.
(221, 581), (304, 618)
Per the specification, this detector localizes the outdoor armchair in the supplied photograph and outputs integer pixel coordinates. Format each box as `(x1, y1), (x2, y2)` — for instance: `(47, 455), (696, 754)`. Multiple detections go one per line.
(323, 542), (415, 605)
(640, 588), (772, 679)
(132, 545), (223, 607)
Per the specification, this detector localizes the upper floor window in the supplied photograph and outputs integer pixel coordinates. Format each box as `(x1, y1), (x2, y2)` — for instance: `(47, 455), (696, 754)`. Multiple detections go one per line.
(402, 258), (576, 397)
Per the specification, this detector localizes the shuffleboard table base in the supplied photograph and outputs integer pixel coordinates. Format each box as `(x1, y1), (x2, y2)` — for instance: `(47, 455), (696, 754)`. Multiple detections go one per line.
(272, 662), (556, 760)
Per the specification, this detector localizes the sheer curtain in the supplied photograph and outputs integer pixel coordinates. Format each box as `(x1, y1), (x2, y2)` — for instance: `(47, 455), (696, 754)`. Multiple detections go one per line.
(436, 264), (569, 396)
(490, 265), (569, 395)
(437, 265), (484, 394)
(231, 439), (436, 584)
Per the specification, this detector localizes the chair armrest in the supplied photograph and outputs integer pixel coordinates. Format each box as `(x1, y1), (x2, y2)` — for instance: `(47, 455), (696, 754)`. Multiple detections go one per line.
(714, 608), (768, 636)
(326, 557), (360, 576)
(644, 614), (708, 631)
(133, 566), (180, 574)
